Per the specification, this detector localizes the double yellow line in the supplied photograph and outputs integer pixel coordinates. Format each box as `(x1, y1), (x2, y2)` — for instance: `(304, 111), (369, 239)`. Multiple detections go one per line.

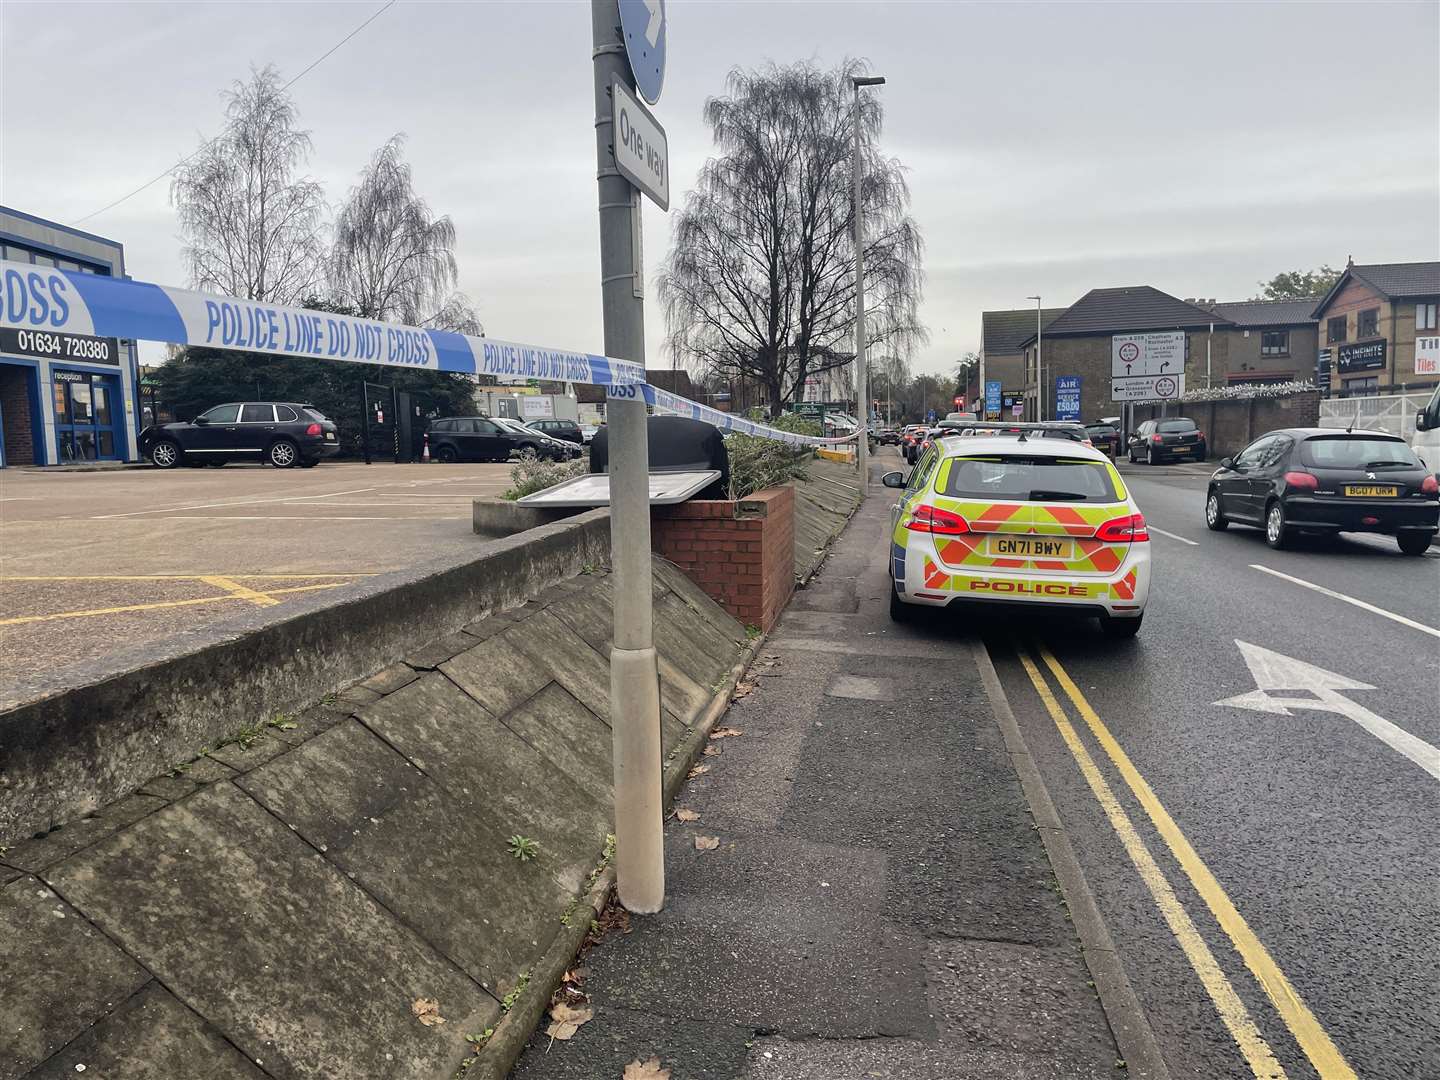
(1014, 641), (1355, 1080)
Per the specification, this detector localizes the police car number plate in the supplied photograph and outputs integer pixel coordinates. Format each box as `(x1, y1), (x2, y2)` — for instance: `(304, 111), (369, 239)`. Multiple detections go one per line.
(988, 536), (1074, 559)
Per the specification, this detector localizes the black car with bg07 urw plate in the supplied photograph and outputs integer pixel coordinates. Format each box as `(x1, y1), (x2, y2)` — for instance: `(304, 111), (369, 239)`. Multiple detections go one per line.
(140, 402), (340, 469)
(1205, 428), (1439, 555)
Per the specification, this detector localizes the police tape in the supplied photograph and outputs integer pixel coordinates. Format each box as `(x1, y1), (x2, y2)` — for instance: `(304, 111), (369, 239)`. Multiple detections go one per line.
(2, 258), (863, 447)
(0, 259), (645, 387)
(606, 382), (863, 447)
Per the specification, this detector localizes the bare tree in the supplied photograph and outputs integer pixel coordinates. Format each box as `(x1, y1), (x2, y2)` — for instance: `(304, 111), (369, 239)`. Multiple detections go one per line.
(171, 65), (326, 304)
(330, 135), (478, 331)
(659, 60), (925, 418)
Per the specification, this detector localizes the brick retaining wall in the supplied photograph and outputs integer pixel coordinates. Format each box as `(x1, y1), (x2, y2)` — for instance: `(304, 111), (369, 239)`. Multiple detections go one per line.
(650, 485), (796, 631)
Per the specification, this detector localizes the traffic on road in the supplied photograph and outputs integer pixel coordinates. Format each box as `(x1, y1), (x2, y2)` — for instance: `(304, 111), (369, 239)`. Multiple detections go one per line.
(878, 435), (1438, 1080)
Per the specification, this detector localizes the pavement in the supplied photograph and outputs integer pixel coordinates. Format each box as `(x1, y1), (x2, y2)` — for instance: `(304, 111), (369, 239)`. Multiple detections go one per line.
(513, 448), (1439, 1080)
(511, 464), (1129, 1079)
(0, 461), (514, 690)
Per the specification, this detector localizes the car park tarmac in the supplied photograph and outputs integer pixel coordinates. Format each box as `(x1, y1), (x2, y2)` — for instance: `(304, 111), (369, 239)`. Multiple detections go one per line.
(0, 461), (515, 696)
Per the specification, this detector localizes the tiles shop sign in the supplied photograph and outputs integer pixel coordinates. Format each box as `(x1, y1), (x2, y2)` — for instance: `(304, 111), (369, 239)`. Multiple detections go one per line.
(1337, 340), (1385, 373)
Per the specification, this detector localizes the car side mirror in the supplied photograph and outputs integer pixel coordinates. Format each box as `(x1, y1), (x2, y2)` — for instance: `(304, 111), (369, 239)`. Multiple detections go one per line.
(194, 416), (209, 426)
(1417, 412), (1434, 432)
(1220, 457), (1235, 469)
(881, 470), (907, 489)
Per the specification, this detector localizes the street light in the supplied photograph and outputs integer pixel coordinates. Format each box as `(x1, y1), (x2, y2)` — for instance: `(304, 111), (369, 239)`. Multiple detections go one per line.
(1026, 295), (1042, 422)
(852, 74), (885, 481)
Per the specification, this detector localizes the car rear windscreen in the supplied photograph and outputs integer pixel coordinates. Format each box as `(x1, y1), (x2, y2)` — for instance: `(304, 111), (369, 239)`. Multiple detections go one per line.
(939, 455), (1121, 502)
(302, 408), (329, 422)
(1300, 435), (1420, 470)
(1157, 419), (1196, 432)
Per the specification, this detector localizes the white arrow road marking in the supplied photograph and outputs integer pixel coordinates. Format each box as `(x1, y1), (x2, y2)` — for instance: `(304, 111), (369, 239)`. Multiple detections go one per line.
(1250, 564), (1440, 639)
(642, 0), (663, 46)
(1218, 640), (1440, 781)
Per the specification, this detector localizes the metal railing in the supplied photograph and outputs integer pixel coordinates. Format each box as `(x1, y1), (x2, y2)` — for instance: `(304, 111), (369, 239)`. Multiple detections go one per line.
(1318, 392), (1429, 436)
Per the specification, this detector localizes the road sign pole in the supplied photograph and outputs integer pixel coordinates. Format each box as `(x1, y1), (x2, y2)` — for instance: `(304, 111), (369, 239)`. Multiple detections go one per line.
(592, 0), (663, 914)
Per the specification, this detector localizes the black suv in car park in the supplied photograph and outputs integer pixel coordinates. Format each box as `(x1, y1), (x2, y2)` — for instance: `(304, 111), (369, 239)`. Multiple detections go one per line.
(525, 418), (585, 445)
(1128, 417), (1207, 464)
(427, 416), (582, 463)
(140, 402), (339, 469)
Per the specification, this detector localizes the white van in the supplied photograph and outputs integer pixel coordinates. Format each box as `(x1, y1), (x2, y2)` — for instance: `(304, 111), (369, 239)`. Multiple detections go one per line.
(1413, 383), (1440, 474)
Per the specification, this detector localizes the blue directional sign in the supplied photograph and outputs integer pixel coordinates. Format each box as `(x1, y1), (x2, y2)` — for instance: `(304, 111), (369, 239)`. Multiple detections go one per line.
(619, 0), (666, 104)
(985, 379), (1002, 418)
(1055, 375), (1082, 421)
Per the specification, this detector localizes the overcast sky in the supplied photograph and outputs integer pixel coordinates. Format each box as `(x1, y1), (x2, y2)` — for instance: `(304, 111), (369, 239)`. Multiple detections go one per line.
(3, 0), (1437, 377)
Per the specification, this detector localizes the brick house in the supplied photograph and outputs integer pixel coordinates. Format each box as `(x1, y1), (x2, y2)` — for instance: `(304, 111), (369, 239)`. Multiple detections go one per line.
(1311, 261), (1440, 396)
(1016, 286), (1230, 423)
(1204, 298), (1319, 386)
(977, 307), (1065, 418)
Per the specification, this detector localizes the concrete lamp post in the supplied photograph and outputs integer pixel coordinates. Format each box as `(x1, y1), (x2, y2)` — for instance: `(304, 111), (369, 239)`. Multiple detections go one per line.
(852, 74), (885, 482)
(1027, 295), (1043, 422)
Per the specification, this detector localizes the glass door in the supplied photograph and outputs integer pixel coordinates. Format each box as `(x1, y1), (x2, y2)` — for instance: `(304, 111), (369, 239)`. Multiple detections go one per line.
(53, 372), (122, 462)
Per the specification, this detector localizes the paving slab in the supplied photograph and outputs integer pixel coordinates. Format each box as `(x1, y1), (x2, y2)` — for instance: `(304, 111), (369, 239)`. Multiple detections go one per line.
(652, 559), (748, 644)
(266, 701), (352, 747)
(497, 683), (614, 810)
(240, 719), (571, 998)
(0, 794), (165, 874)
(744, 1036), (1117, 1080)
(512, 1005), (752, 1080)
(24, 982), (269, 1080)
(358, 661), (421, 696)
(540, 587), (716, 733)
(0, 875), (149, 1080)
(586, 887), (933, 1040)
(205, 732), (292, 772)
(926, 939), (1115, 1064)
(509, 609), (616, 724)
(356, 674), (610, 894)
(442, 628), (554, 718)
(47, 782), (495, 1080)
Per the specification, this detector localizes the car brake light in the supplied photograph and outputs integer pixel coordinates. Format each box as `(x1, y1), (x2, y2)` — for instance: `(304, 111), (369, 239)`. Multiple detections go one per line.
(1096, 512), (1149, 542)
(1283, 471), (1318, 491)
(1422, 475), (1439, 495)
(905, 505), (970, 535)
(1151, 433), (1163, 443)
(305, 423), (322, 436)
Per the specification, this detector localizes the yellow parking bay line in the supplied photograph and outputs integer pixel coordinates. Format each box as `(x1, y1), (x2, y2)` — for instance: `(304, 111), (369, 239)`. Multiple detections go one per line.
(1036, 644), (1356, 1080)
(0, 574), (375, 581)
(1014, 645), (1288, 1080)
(0, 582), (349, 627)
(199, 576), (281, 607)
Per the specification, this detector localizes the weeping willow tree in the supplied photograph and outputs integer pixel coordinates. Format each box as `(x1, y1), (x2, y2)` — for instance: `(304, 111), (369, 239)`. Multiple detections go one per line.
(659, 60), (925, 418)
(329, 135), (481, 334)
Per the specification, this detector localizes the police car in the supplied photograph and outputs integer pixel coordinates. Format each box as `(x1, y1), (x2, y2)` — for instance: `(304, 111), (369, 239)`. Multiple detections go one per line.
(884, 428), (1151, 637)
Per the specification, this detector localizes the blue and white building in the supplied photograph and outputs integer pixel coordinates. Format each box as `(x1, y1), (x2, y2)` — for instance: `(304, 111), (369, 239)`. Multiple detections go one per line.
(0, 207), (142, 466)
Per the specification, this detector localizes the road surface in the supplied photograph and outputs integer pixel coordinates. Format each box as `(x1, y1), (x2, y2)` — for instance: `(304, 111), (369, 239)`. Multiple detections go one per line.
(983, 459), (1439, 1080)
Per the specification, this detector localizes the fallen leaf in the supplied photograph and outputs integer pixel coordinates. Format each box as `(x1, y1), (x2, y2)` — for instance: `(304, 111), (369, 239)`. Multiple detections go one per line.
(687, 763), (710, 779)
(675, 808), (700, 822)
(702, 744), (721, 757)
(624, 1057), (671, 1080)
(709, 727), (744, 739)
(695, 835), (720, 851)
(546, 1001), (593, 1041)
(732, 681), (755, 700)
(411, 998), (446, 1027)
